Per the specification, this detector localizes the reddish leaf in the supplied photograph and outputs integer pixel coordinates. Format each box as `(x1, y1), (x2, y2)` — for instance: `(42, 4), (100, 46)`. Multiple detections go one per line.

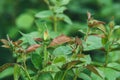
(48, 34), (71, 47)
(0, 39), (9, 45)
(0, 39), (10, 48)
(75, 37), (82, 45)
(77, 54), (85, 58)
(34, 38), (43, 42)
(26, 44), (41, 53)
(17, 48), (25, 53)
(86, 65), (103, 78)
(13, 40), (23, 46)
(87, 12), (105, 28)
(88, 20), (105, 28)
(62, 60), (81, 69)
(0, 63), (14, 72)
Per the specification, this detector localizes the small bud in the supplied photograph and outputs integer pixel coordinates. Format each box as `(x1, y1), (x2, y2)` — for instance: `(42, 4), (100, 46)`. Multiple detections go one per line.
(44, 30), (49, 40)
(87, 11), (92, 20)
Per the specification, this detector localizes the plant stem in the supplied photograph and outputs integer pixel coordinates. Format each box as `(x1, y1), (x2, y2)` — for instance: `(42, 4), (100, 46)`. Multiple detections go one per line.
(73, 75), (78, 80)
(22, 54), (27, 69)
(105, 51), (109, 66)
(43, 45), (48, 67)
(20, 65), (31, 80)
(21, 54), (31, 80)
(84, 27), (90, 41)
(53, 16), (57, 32)
(62, 70), (68, 80)
(73, 68), (79, 80)
(105, 29), (113, 66)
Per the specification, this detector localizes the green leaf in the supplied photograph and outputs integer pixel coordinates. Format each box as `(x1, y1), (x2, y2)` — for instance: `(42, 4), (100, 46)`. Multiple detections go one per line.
(54, 70), (73, 80)
(101, 37), (108, 45)
(78, 72), (92, 80)
(42, 65), (60, 72)
(8, 27), (19, 38)
(53, 56), (66, 64)
(108, 51), (120, 62)
(35, 10), (53, 18)
(80, 55), (91, 65)
(0, 67), (14, 79)
(83, 36), (103, 51)
(56, 14), (72, 24)
(20, 32), (37, 45)
(31, 54), (42, 69)
(91, 72), (103, 80)
(59, 0), (70, 5)
(54, 71), (64, 80)
(16, 13), (34, 29)
(54, 6), (67, 13)
(107, 62), (120, 71)
(104, 41), (112, 51)
(96, 24), (106, 34)
(99, 67), (120, 80)
(113, 25), (120, 38)
(14, 64), (20, 80)
(50, 0), (70, 6)
(49, 31), (59, 39)
(38, 72), (53, 80)
(53, 46), (72, 56)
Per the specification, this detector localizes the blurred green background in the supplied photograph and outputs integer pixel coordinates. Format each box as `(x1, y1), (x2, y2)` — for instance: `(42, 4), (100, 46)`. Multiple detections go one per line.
(0, 0), (120, 79)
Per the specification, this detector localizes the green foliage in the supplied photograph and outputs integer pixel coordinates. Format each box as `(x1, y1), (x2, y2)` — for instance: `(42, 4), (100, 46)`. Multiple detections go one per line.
(53, 46), (72, 56)
(0, 0), (120, 80)
(14, 64), (20, 80)
(31, 54), (42, 69)
(37, 72), (53, 80)
(16, 13), (34, 30)
(83, 36), (103, 51)
(35, 10), (53, 18)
